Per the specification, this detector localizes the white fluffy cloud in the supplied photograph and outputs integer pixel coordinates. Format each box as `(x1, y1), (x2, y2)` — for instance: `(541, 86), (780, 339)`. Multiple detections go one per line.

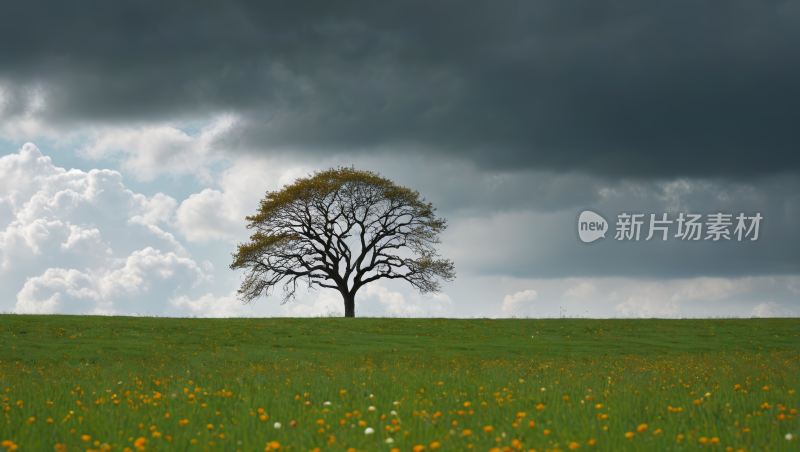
(0, 218), (63, 266)
(362, 284), (425, 316)
(78, 116), (237, 182)
(0, 143), (214, 314)
(561, 281), (596, 299)
(169, 291), (257, 318)
(0, 144), (120, 267)
(669, 277), (748, 302)
(135, 193), (178, 225)
(15, 247), (207, 315)
(173, 157), (312, 243)
(127, 217), (188, 256)
(750, 302), (795, 318)
(502, 289), (537, 313)
(173, 189), (241, 243)
(358, 284), (455, 317)
(280, 290), (345, 318)
(59, 224), (111, 255)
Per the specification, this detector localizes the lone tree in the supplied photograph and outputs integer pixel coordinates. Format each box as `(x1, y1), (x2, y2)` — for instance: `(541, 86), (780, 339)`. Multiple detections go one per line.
(230, 167), (455, 317)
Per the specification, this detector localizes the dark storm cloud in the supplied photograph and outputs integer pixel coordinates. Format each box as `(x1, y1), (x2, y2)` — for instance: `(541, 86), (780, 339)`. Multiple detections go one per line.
(342, 154), (610, 216)
(2, 0), (800, 178)
(443, 173), (800, 279)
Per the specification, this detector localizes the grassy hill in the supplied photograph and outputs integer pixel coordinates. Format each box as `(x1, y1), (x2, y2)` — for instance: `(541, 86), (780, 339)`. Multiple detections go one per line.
(0, 315), (798, 451)
(4, 316), (796, 366)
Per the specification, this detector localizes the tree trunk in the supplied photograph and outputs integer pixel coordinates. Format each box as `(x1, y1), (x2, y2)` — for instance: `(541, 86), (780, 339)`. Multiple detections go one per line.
(343, 292), (356, 318)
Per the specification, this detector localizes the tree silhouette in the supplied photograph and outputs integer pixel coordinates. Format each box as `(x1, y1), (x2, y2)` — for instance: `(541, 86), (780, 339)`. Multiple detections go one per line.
(230, 167), (455, 317)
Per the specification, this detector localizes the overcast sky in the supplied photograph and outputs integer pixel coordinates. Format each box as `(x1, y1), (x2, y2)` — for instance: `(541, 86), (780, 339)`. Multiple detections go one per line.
(0, 0), (797, 319)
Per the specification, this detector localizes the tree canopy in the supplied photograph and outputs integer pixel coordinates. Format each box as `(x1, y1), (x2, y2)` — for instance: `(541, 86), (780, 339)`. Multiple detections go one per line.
(230, 167), (455, 317)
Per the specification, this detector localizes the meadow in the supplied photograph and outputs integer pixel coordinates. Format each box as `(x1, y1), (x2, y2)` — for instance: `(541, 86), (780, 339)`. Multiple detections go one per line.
(0, 315), (797, 452)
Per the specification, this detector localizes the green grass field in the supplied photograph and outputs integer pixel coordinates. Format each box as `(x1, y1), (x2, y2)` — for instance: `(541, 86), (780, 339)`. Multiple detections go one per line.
(0, 315), (798, 452)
